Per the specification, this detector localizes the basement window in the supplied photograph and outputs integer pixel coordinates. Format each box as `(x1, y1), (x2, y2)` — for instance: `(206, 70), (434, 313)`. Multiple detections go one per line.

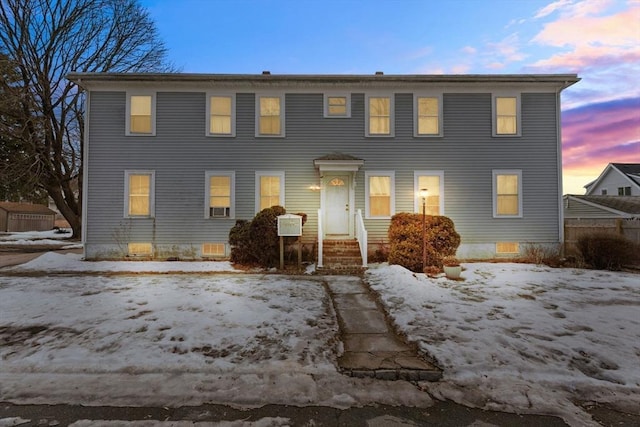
(128, 242), (152, 257)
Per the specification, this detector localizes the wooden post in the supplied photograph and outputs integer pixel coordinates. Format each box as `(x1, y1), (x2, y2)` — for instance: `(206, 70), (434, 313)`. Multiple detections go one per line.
(279, 236), (284, 270)
(297, 237), (302, 268)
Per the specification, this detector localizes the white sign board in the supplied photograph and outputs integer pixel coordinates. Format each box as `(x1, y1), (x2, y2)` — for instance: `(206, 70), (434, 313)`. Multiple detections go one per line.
(277, 214), (302, 237)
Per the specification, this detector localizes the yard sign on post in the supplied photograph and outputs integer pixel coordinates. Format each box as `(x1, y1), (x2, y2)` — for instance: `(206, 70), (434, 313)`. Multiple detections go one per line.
(277, 214), (303, 269)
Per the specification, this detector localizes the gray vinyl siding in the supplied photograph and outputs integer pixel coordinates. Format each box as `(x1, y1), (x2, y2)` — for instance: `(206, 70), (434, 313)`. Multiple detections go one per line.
(85, 88), (562, 259)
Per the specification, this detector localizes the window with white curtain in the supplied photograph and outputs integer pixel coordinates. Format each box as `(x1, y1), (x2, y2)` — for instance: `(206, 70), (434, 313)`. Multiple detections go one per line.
(493, 94), (520, 136)
(414, 95), (442, 136)
(493, 170), (522, 217)
(366, 95), (393, 136)
(124, 170), (155, 217)
(127, 93), (155, 135)
(205, 171), (235, 218)
(365, 171), (395, 218)
(207, 94), (235, 136)
(256, 95), (285, 136)
(255, 171), (285, 212)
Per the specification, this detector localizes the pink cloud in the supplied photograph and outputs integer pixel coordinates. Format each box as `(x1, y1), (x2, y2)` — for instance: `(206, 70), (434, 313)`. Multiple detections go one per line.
(532, 45), (640, 70)
(533, 5), (640, 48)
(562, 97), (640, 177)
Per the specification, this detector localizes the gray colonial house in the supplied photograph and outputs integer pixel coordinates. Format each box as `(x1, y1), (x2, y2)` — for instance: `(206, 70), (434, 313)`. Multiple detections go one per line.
(68, 72), (579, 265)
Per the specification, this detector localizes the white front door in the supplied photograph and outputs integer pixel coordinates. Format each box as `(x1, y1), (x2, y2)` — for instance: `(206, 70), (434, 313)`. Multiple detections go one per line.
(325, 175), (350, 236)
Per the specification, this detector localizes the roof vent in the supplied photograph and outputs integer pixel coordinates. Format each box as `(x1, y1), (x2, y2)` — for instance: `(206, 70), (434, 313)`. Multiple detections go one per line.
(262, 70), (271, 75)
(375, 71), (384, 75)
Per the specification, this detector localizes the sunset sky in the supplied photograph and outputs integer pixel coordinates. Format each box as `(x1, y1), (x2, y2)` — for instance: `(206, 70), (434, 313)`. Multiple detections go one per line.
(141, 0), (639, 194)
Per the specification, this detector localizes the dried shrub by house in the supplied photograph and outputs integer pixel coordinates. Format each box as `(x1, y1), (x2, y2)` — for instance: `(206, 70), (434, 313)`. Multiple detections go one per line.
(387, 213), (461, 272)
(228, 219), (252, 264)
(576, 232), (638, 271)
(229, 206), (307, 268)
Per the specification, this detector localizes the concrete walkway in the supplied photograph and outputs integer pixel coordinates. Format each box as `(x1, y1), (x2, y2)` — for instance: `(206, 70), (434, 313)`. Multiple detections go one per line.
(325, 276), (442, 382)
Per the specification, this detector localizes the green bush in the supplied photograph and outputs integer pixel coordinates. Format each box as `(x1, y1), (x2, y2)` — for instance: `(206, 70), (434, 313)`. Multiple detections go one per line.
(387, 213), (461, 272)
(576, 232), (638, 271)
(230, 206), (307, 268)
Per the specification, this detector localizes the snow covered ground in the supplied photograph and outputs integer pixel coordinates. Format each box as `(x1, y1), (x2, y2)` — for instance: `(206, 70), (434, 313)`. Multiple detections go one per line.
(1, 249), (639, 426)
(0, 229), (81, 249)
(0, 253), (428, 413)
(366, 263), (640, 426)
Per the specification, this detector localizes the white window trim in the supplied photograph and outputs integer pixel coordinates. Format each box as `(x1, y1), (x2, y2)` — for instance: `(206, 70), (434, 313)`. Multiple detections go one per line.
(206, 92), (236, 137)
(204, 171), (236, 219)
(365, 170), (395, 219)
(255, 93), (286, 138)
(492, 169), (523, 218)
(124, 170), (155, 218)
(413, 171), (445, 215)
(365, 93), (395, 137)
(323, 93), (351, 118)
(125, 91), (156, 136)
(255, 171), (285, 213)
(492, 93), (521, 137)
(413, 93), (443, 137)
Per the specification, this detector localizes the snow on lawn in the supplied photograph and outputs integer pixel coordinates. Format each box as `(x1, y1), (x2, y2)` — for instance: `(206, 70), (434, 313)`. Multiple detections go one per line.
(0, 272), (428, 410)
(8, 252), (239, 273)
(366, 263), (640, 427)
(0, 230), (80, 249)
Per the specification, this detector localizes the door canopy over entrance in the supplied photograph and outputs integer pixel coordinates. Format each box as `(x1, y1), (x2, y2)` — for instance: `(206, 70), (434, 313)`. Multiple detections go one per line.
(313, 152), (364, 173)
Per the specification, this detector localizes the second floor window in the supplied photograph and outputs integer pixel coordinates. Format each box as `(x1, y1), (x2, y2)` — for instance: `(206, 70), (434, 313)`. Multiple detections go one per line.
(257, 95), (284, 137)
(494, 95), (519, 136)
(128, 94), (154, 135)
(324, 94), (350, 117)
(367, 95), (393, 136)
(415, 96), (442, 136)
(208, 95), (235, 136)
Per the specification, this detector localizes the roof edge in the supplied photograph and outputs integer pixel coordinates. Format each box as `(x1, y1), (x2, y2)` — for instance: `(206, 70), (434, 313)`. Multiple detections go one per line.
(67, 72), (580, 89)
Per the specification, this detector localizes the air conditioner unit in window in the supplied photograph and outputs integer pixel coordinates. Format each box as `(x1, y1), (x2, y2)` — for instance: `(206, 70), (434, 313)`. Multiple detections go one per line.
(210, 207), (230, 217)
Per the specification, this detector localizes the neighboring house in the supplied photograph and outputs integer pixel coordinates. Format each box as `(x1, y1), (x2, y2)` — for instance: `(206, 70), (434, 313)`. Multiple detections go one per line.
(68, 72), (579, 262)
(0, 202), (56, 232)
(564, 195), (640, 219)
(563, 195), (640, 249)
(584, 163), (640, 196)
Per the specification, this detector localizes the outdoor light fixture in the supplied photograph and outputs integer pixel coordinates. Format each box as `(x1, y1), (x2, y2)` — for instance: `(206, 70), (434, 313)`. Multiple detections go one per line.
(419, 188), (428, 272)
(308, 184), (321, 191)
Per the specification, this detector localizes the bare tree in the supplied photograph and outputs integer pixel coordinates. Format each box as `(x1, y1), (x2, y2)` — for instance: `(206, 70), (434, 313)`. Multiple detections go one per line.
(0, 0), (173, 238)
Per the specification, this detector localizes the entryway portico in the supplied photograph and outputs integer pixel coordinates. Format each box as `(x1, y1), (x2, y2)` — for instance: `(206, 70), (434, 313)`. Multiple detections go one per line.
(313, 153), (364, 239)
(314, 153), (367, 270)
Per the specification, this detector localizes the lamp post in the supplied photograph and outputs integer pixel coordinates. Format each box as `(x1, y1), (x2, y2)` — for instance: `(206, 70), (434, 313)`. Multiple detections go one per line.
(419, 188), (429, 272)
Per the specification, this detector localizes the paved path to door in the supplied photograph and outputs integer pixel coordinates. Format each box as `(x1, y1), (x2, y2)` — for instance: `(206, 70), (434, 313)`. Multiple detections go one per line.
(325, 276), (442, 381)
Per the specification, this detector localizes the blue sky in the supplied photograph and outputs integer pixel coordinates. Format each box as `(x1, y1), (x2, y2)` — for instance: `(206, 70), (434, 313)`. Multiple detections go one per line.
(141, 0), (639, 194)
